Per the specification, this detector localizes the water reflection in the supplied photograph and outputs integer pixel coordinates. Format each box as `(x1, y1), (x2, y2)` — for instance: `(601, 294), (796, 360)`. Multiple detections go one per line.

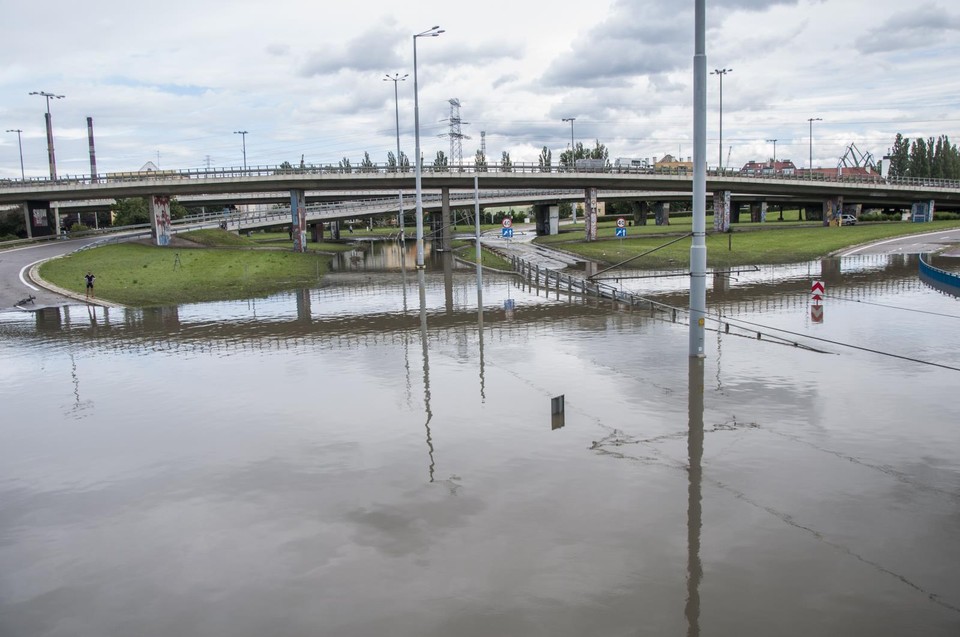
(418, 268), (435, 482)
(686, 358), (704, 637)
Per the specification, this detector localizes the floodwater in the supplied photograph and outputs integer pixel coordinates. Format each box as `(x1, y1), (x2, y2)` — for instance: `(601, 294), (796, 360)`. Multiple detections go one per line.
(1, 244), (959, 636)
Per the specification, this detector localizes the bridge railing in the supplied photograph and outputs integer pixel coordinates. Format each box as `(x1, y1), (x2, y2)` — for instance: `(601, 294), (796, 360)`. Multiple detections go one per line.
(5, 162), (959, 191)
(919, 254), (960, 297)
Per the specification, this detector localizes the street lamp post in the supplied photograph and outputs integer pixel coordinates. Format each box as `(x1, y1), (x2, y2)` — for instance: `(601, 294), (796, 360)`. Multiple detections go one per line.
(562, 117), (575, 170)
(562, 117), (576, 225)
(5, 129), (25, 180)
(766, 138), (777, 175)
(413, 25), (444, 268)
(234, 130), (248, 170)
(384, 73), (409, 236)
(807, 117), (822, 172)
(710, 68), (731, 172)
(29, 91), (64, 179)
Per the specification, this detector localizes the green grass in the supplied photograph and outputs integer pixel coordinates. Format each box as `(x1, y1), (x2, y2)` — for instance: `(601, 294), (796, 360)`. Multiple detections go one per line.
(180, 229), (256, 247)
(454, 243), (515, 270)
(39, 243), (331, 306)
(246, 231), (358, 252)
(538, 220), (960, 268)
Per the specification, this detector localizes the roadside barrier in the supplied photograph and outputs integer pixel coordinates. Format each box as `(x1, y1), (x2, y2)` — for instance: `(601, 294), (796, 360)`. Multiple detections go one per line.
(919, 254), (960, 297)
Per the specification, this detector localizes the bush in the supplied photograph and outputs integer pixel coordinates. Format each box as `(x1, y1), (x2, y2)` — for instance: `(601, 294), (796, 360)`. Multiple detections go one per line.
(934, 211), (960, 221)
(69, 223), (90, 232)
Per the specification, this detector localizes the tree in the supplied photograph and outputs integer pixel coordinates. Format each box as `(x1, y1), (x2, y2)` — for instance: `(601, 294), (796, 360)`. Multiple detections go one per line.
(538, 146), (552, 172)
(908, 138), (930, 177)
(398, 151), (410, 173)
(112, 197), (187, 227)
(387, 151), (397, 171)
(338, 157), (352, 173)
(360, 151), (374, 172)
(501, 151), (512, 172)
(888, 134), (910, 178)
(588, 140), (609, 165)
(475, 149), (487, 172)
(433, 150), (448, 170)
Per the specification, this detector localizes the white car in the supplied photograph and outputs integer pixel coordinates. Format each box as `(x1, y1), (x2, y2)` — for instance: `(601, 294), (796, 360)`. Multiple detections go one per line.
(840, 214), (858, 225)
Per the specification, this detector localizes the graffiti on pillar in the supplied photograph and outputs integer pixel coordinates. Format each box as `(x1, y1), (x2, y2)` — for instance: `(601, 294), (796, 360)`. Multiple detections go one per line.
(584, 188), (598, 240)
(291, 189), (307, 252)
(911, 200), (935, 223)
(151, 196), (172, 246)
(713, 191), (731, 232)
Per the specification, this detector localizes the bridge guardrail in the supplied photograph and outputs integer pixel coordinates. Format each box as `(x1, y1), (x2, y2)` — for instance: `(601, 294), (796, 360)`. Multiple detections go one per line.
(4, 162), (959, 191)
(919, 254), (960, 297)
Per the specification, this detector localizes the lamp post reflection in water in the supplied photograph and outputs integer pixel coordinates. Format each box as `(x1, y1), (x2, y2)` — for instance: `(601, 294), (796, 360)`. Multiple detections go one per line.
(686, 357), (705, 637)
(417, 268), (435, 481)
(474, 175), (486, 401)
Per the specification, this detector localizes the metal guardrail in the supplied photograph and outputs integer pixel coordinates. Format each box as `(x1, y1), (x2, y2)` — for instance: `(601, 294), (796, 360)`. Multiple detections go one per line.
(919, 254), (960, 297)
(509, 254), (683, 320)
(3, 162), (959, 190)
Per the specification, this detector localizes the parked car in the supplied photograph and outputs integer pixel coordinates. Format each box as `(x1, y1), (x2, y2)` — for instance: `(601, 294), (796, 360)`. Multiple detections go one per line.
(840, 214), (858, 225)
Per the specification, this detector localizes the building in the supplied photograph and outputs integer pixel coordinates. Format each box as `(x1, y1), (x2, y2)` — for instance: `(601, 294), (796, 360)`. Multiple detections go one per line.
(654, 154), (692, 172)
(740, 159), (797, 176)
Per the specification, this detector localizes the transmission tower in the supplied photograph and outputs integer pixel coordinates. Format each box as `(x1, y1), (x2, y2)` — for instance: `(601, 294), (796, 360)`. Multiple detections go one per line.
(439, 98), (471, 167)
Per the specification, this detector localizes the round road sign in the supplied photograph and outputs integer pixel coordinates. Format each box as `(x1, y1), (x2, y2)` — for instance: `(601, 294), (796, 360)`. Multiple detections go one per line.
(502, 217), (513, 228)
(616, 217), (626, 228)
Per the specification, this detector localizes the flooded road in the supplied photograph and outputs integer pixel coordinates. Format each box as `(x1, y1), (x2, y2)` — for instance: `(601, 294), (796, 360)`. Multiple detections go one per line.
(2, 247), (959, 636)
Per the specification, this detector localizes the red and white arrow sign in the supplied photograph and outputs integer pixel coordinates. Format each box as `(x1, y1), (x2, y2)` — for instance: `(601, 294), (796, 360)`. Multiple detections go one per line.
(811, 304), (824, 323)
(811, 280), (825, 301)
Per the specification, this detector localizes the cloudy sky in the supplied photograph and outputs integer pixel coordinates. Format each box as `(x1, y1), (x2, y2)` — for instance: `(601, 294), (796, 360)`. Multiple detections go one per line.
(1, 0), (958, 179)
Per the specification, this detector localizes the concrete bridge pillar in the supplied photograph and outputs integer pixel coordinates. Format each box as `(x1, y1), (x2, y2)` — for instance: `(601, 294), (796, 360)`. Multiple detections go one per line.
(584, 187), (599, 240)
(295, 288), (312, 323)
(911, 200), (935, 222)
(438, 187), (452, 251)
(26, 201), (52, 238)
(310, 222), (324, 243)
(713, 191), (731, 232)
(634, 201), (650, 226)
(533, 204), (550, 235)
(803, 204), (822, 222)
(823, 196), (843, 227)
(749, 201), (767, 223)
(21, 203), (33, 239)
(149, 195), (173, 246)
(331, 220), (341, 240)
(290, 189), (307, 252)
(654, 201), (670, 226)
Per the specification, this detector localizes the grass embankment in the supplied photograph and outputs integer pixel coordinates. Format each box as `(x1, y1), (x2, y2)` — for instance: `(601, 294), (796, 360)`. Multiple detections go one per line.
(451, 241), (515, 270)
(537, 220), (960, 269)
(245, 230), (357, 252)
(40, 230), (332, 306)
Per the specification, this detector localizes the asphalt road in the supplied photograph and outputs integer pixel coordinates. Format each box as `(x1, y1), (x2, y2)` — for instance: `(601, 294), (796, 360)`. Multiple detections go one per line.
(838, 227), (960, 257)
(0, 237), (107, 311)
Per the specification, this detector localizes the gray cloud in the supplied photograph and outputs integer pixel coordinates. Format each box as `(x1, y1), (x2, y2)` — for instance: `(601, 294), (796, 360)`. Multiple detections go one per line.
(855, 2), (960, 54)
(300, 22), (406, 76)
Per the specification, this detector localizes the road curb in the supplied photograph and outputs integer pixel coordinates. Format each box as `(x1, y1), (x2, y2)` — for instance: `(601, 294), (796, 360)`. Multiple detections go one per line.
(27, 258), (125, 309)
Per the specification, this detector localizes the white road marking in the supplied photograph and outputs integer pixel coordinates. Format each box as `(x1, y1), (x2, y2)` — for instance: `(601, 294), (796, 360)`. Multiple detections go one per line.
(18, 259), (44, 291)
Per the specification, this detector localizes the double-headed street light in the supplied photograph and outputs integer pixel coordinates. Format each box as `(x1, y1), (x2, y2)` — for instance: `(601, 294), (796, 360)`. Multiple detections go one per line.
(413, 25), (444, 268)
(710, 68), (731, 172)
(562, 117), (575, 170)
(766, 138), (777, 175)
(234, 130), (248, 170)
(29, 91), (64, 179)
(807, 117), (822, 172)
(384, 72), (409, 235)
(5, 129), (25, 180)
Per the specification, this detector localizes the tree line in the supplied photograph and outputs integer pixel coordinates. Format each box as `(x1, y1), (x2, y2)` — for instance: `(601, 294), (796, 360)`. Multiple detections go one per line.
(887, 133), (960, 179)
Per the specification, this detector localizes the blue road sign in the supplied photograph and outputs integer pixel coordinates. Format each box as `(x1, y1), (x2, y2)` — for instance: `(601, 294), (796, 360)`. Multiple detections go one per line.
(615, 227), (627, 238)
(502, 227), (514, 238)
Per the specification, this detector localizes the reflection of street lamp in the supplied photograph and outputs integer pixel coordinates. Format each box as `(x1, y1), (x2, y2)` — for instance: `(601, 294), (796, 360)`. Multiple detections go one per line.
(384, 72), (409, 235)
(766, 138), (777, 175)
(710, 68), (731, 171)
(5, 129), (25, 179)
(807, 117), (822, 172)
(413, 25), (444, 268)
(233, 130), (248, 170)
(29, 91), (64, 179)
(562, 117), (575, 170)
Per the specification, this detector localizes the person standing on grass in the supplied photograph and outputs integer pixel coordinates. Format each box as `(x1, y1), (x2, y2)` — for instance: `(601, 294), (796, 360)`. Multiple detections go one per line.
(84, 271), (95, 299)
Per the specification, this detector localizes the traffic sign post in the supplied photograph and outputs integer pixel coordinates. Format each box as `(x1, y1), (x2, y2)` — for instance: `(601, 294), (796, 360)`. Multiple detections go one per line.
(811, 280), (825, 302)
(502, 227), (514, 238)
(615, 227), (626, 238)
(616, 217), (626, 228)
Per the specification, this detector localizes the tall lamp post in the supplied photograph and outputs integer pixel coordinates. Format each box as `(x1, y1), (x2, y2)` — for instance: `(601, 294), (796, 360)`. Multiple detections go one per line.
(234, 130), (248, 170)
(562, 116), (576, 225)
(710, 68), (731, 172)
(766, 138), (777, 175)
(29, 91), (64, 179)
(384, 73), (409, 236)
(562, 117), (576, 170)
(413, 25), (444, 268)
(5, 129), (25, 180)
(807, 117), (822, 172)
(690, 0), (707, 357)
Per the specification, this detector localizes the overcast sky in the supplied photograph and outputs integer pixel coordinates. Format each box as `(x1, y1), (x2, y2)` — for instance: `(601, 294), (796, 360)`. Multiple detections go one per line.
(1, 0), (958, 179)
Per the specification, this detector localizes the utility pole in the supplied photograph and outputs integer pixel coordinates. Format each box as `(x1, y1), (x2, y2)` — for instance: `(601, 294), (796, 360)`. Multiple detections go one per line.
(710, 69), (731, 172)
(5, 129), (25, 180)
(29, 91), (64, 179)
(234, 130), (248, 170)
(690, 0), (707, 357)
(766, 138), (777, 174)
(807, 117), (822, 172)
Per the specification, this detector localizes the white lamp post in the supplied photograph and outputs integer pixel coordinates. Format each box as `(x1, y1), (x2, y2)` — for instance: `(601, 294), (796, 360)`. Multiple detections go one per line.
(710, 68), (731, 172)
(29, 91), (64, 179)
(807, 117), (822, 172)
(413, 26), (444, 268)
(385, 73), (409, 236)
(5, 129), (25, 179)
(234, 130), (248, 170)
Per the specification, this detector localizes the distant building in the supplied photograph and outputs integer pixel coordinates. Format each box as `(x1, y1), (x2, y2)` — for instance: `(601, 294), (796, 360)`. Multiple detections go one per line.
(740, 159), (797, 176)
(795, 166), (884, 181)
(654, 154), (692, 172)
